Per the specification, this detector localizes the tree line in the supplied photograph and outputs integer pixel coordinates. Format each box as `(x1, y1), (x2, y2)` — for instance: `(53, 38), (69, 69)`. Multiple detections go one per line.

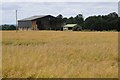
(57, 12), (119, 31)
(1, 12), (120, 31)
(0, 24), (16, 30)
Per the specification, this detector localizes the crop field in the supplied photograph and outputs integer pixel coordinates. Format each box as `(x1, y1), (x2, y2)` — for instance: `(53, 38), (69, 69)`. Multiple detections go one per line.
(2, 31), (118, 78)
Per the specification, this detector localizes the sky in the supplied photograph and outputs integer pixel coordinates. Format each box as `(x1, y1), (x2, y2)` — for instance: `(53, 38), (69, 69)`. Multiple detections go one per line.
(1, 0), (120, 2)
(0, 1), (119, 24)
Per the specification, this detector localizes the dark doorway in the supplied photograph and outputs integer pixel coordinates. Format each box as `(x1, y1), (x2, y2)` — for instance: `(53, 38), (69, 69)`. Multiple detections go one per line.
(37, 21), (44, 30)
(68, 27), (73, 30)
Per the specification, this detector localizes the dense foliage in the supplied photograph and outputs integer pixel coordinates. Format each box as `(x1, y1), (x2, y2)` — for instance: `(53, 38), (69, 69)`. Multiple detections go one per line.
(84, 12), (119, 31)
(64, 12), (119, 31)
(0, 24), (16, 30)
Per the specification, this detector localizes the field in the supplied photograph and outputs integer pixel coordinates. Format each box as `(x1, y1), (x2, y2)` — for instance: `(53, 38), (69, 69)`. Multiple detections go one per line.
(2, 31), (118, 78)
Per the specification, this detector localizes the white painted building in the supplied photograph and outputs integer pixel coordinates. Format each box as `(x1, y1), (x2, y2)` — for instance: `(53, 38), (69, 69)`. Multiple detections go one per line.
(63, 24), (77, 30)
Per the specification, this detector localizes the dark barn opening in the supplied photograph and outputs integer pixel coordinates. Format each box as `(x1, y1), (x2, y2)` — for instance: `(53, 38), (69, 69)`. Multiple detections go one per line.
(36, 21), (44, 30)
(68, 27), (73, 30)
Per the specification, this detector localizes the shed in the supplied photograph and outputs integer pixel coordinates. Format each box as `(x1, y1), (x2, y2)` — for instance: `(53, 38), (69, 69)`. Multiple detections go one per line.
(18, 15), (65, 30)
(63, 24), (77, 30)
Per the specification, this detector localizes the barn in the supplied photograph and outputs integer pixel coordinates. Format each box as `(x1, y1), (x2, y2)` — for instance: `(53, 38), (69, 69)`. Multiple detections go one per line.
(18, 15), (65, 30)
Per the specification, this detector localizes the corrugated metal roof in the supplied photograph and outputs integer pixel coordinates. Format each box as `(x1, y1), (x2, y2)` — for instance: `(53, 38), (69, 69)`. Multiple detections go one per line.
(18, 15), (50, 21)
(64, 24), (77, 27)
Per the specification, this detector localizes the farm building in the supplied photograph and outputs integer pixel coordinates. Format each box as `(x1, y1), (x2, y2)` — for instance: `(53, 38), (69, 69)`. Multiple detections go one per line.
(18, 15), (65, 30)
(63, 24), (82, 31)
(63, 24), (77, 30)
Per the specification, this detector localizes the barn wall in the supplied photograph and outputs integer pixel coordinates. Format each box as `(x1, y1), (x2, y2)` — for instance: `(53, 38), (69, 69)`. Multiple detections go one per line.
(36, 16), (64, 30)
(18, 15), (66, 30)
(42, 21), (50, 30)
(18, 21), (32, 30)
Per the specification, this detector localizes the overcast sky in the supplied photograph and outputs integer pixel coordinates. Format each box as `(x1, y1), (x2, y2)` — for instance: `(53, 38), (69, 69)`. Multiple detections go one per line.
(1, 2), (119, 24)
(1, 0), (120, 2)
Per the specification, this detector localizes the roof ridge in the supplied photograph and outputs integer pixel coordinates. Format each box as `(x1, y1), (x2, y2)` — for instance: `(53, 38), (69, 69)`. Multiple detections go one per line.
(18, 15), (51, 21)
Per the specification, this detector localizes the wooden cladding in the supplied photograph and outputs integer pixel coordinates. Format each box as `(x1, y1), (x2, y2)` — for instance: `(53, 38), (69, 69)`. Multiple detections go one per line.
(32, 21), (37, 30)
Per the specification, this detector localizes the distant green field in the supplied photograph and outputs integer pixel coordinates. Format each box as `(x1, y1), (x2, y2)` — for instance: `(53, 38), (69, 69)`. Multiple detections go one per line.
(2, 31), (118, 78)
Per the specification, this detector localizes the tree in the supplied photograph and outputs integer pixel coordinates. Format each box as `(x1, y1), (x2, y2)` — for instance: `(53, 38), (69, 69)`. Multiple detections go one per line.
(1, 24), (16, 30)
(74, 14), (84, 26)
(108, 12), (118, 18)
(67, 17), (76, 24)
(84, 12), (118, 31)
(57, 14), (63, 19)
(116, 17), (120, 31)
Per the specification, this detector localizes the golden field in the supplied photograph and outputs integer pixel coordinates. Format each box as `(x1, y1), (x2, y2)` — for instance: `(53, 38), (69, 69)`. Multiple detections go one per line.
(2, 31), (118, 78)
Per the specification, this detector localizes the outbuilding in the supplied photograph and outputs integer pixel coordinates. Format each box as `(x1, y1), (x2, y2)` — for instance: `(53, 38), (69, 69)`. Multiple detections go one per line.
(63, 24), (82, 31)
(63, 24), (77, 30)
(18, 15), (65, 30)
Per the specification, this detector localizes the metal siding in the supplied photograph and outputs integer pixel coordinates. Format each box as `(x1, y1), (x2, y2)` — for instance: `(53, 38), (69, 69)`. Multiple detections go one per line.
(18, 21), (32, 28)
